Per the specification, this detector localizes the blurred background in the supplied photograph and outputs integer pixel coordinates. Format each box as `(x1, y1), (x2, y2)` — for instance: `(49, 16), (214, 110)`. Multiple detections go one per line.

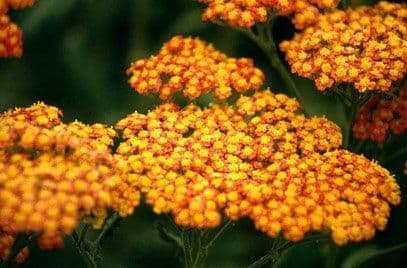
(1, 0), (406, 267)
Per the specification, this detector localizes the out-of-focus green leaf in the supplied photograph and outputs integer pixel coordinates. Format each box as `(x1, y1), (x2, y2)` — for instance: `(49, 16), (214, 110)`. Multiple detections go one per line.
(21, 0), (79, 37)
(341, 242), (407, 268)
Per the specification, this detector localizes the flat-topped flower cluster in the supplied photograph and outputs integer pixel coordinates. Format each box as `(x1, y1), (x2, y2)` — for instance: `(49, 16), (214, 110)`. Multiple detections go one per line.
(121, 36), (401, 245)
(197, 0), (339, 29)
(280, 2), (407, 92)
(127, 36), (264, 100)
(0, 102), (140, 261)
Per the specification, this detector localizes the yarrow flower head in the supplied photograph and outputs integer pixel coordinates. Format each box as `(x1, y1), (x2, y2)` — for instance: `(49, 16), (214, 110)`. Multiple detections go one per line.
(126, 35), (264, 100)
(280, 2), (407, 92)
(0, 102), (139, 251)
(116, 89), (400, 245)
(353, 85), (407, 142)
(0, 0), (35, 57)
(0, 15), (22, 57)
(197, 0), (339, 29)
(0, 0), (35, 15)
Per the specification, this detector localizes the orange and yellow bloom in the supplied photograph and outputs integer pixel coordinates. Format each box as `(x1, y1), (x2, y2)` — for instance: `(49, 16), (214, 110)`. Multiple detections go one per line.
(197, 0), (339, 29)
(0, 0), (35, 57)
(280, 2), (407, 92)
(116, 89), (400, 245)
(127, 36), (264, 100)
(0, 102), (139, 252)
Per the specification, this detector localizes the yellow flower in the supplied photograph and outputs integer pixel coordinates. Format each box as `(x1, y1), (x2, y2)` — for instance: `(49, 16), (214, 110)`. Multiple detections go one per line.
(0, 0), (35, 57)
(280, 2), (407, 92)
(0, 103), (138, 249)
(127, 36), (264, 100)
(197, 0), (339, 29)
(116, 89), (400, 244)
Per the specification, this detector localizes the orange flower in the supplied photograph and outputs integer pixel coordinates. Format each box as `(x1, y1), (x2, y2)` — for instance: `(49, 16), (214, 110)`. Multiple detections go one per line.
(197, 0), (338, 29)
(127, 36), (264, 100)
(0, 0), (35, 15)
(280, 2), (407, 92)
(0, 103), (139, 250)
(0, 15), (22, 57)
(116, 89), (400, 244)
(353, 86), (406, 142)
(0, 0), (35, 58)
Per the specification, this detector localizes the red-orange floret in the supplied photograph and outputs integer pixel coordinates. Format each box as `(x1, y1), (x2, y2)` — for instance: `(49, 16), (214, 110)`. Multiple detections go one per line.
(0, 0), (35, 58)
(353, 86), (407, 142)
(0, 15), (22, 57)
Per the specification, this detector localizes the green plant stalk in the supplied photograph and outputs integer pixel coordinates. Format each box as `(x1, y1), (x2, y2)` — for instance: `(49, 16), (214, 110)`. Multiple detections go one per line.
(247, 26), (308, 115)
(72, 229), (98, 268)
(72, 213), (121, 268)
(214, 20), (308, 115)
(248, 234), (329, 268)
(180, 220), (233, 268)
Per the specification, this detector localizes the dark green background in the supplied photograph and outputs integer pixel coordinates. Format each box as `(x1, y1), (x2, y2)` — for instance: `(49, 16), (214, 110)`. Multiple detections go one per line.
(0, 0), (406, 267)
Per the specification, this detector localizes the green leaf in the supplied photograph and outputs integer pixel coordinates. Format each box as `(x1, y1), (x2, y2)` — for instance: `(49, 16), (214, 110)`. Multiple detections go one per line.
(340, 242), (407, 268)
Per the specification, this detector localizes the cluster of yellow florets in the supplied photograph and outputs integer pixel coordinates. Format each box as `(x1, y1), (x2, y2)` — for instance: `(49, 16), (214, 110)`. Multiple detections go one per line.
(197, 0), (339, 29)
(116, 90), (400, 245)
(353, 86), (407, 142)
(127, 36), (264, 100)
(0, 102), (139, 251)
(280, 2), (407, 92)
(0, 0), (35, 57)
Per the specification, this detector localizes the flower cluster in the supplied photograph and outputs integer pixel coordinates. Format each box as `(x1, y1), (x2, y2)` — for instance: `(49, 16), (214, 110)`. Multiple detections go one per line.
(353, 86), (406, 142)
(280, 2), (407, 92)
(0, 102), (139, 252)
(0, 0), (35, 57)
(116, 90), (400, 245)
(197, 0), (339, 29)
(127, 36), (264, 100)
(0, 0), (34, 15)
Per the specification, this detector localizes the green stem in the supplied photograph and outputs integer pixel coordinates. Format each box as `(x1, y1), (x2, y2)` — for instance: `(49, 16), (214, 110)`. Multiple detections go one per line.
(325, 242), (340, 268)
(94, 213), (120, 245)
(343, 101), (357, 149)
(72, 213), (121, 268)
(214, 20), (308, 115)
(180, 220), (234, 268)
(248, 234), (329, 268)
(204, 220), (233, 250)
(334, 85), (372, 150)
(72, 229), (98, 268)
